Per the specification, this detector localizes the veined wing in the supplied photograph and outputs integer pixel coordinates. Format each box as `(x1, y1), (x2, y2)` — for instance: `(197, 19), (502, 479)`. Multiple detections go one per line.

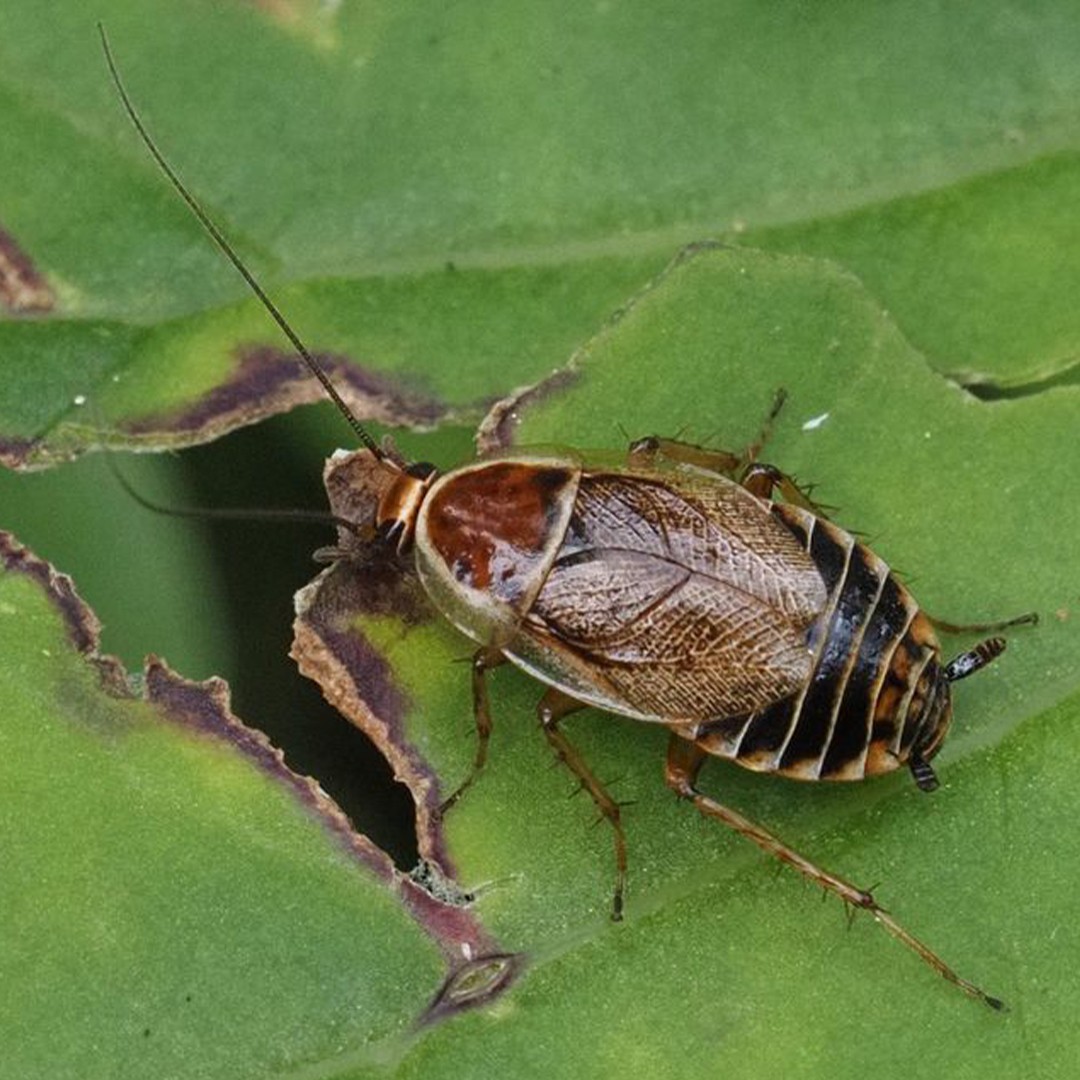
(519, 470), (826, 721)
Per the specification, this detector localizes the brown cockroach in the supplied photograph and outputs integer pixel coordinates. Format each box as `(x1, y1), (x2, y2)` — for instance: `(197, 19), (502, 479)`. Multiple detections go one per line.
(102, 27), (1034, 1011)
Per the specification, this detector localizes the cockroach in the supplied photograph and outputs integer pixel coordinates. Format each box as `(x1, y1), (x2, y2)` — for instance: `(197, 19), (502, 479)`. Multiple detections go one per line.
(101, 26), (1034, 1011)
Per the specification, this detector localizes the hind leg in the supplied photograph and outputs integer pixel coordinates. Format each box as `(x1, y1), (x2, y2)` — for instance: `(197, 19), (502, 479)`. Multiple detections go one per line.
(664, 733), (1003, 1010)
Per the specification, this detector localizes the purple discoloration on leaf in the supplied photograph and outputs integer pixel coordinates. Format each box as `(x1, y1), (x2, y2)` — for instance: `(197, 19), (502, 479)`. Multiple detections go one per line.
(291, 558), (455, 870)
(146, 647), (513, 985)
(0, 532), (97, 651)
(418, 951), (525, 1026)
(475, 245), (723, 457)
(145, 632), (511, 977)
(0, 531), (128, 693)
(143, 656), (400, 887)
(291, 458), (526, 1010)
(476, 368), (579, 455)
(295, 561), (413, 729)
(399, 874), (513, 985)
(0, 436), (40, 470)
(0, 226), (55, 315)
(123, 345), (448, 446)
(291, 562), (522, 989)
(3, 530), (518, 1014)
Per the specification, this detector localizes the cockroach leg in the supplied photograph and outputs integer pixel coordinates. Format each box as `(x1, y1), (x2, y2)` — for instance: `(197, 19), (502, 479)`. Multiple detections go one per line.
(439, 646), (506, 815)
(626, 435), (743, 475)
(538, 687), (629, 921)
(627, 389), (788, 476)
(627, 392), (833, 515)
(740, 386), (788, 466)
(664, 733), (1004, 1009)
(740, 462), (829, 514)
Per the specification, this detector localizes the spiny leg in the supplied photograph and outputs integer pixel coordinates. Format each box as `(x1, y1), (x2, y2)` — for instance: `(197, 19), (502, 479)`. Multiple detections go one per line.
(664, 733), (1004, 1010)
(739, 462), (832, 516)
(538, 687), (629, 921)
(741, 386), (788, 465)
(626, 391), (829, 515)
(627, 434), (743, 475)
(439, 646), (505, 815)
(627, 389), (787, 478)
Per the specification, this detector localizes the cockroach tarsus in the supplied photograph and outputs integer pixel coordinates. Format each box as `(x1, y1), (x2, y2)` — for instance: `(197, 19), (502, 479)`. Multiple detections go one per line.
(101, 24), (1036, 1011)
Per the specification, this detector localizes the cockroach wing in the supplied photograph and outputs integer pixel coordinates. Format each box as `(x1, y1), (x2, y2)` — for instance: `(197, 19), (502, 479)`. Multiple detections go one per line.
(509, 470), (828, 722)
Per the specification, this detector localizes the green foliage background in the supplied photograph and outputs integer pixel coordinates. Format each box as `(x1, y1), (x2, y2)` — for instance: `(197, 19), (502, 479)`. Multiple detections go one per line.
(0, 3), (1077, 1078)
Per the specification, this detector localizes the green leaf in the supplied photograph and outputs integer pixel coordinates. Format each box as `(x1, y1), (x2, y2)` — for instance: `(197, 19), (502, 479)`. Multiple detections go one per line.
(749, 154), (1080, 385)
(0, 452), (231, 678)
(2, 3), (1079, 1078)
(397, 685), (1080, 1080)
(0, 536), (444, 1080)
(2, 1), (1080, 460)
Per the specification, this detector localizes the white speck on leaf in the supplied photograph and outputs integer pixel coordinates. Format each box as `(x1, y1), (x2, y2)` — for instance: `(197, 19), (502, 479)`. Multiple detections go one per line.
(801, 412), (829, 431)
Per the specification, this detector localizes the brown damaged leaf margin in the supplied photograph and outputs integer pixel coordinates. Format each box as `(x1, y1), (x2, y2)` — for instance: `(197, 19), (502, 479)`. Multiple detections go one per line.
(0, 436), (41, 471)
(475, 368), (580, 456)
(476, 242), (724, 456)
(291, 557), (449, 867)
(0, 529), (522, 1024)
(290, 556), (526, 1022)
(292, 450), (451, 868)
(143, 651), (522, 1009)
(120, 344), (450, 448)
(0, 226), (55, 315)
(0, 531), (127, 693)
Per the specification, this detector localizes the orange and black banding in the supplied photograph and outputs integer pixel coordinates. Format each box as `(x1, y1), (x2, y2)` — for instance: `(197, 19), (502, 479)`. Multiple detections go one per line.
(424, 463), (575, 598)
(696, 505), (950, 782)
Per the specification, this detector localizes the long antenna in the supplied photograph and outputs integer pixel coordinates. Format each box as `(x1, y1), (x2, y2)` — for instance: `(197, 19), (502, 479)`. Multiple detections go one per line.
(102, 448), (363, 536)
(98, 23), (383, 458)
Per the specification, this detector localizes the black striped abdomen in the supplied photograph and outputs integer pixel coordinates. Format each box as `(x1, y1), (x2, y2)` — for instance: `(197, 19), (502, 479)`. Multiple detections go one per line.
(693, 504), (951, 781)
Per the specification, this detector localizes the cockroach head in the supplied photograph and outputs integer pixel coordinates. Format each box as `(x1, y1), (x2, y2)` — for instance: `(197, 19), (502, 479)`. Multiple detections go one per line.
(322, 444), (438, 560)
